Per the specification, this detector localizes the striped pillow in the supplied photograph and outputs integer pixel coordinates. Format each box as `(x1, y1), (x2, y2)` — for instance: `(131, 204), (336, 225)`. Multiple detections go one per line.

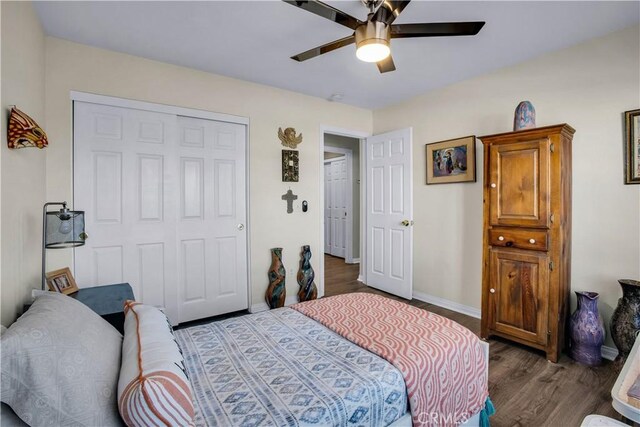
(117, 301), (195, 427)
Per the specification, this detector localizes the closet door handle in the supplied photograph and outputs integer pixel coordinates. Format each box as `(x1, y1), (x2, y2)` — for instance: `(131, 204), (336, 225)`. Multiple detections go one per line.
(237, 223), (245, 231)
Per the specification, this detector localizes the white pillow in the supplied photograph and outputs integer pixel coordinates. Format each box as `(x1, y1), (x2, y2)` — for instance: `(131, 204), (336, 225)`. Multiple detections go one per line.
(0, 292), (123, 426)
(118, 301), (195, 427)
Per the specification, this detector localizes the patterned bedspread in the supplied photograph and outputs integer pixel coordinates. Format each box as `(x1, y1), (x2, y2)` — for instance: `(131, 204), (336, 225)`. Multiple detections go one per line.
(174, 308), (408, 427)
(293, 294), (489, 427)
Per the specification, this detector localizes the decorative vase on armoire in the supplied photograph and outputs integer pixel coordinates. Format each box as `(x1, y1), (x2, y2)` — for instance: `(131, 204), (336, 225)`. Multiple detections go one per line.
(610, 279), (640, 363)
(266, 248), (286, 309)
(569, 291), (605, 366)
(297, 245), (317, 302)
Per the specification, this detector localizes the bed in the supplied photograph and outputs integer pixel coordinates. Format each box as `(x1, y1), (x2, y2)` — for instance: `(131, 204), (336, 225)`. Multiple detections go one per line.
(1, 292), (491, 427)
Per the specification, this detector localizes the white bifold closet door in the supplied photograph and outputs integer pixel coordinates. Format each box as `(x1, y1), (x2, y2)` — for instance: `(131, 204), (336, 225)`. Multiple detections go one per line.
(324, 158), (347, 258)
(73, 101), (248, 324)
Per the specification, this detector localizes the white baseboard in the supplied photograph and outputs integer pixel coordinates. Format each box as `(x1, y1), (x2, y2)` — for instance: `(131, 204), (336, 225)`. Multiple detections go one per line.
(348, 258), (361, 264)
(357, 275), (365, 283)
(601, 345), (618, 361)
(412, 290), (481, 319)
(250, 295), (298, 313)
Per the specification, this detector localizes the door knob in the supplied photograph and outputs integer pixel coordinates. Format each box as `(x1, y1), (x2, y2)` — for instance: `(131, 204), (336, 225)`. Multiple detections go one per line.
(401, 220), (414, 227)
(491, 183), (497, 188)
(529, 238), (536, 244)
(490, 288), (496, 294)
(237, 223), (245, 231)
(498, 236), (505, 241)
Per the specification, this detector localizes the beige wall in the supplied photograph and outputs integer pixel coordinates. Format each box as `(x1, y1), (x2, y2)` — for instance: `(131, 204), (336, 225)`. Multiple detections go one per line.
(373, 25), (640, 346)
(0, 1), (47, 326)
(324, 134), (361, 259)
(43, 37), (372, 310)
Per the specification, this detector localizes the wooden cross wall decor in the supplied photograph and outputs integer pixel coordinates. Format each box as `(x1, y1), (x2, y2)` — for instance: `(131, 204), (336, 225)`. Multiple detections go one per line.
(282, 189), (298, 214)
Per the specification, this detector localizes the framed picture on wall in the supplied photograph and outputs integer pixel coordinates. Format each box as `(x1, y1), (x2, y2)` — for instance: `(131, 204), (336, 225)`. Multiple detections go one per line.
(624, 109), (640, 184)
(46, 267), (79, 295)
(425, 135), (476, 184)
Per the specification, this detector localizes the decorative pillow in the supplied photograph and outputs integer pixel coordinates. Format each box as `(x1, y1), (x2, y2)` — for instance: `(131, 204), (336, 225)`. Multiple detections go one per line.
(0, 292), (123, 426)
(118, 301), (195, 427)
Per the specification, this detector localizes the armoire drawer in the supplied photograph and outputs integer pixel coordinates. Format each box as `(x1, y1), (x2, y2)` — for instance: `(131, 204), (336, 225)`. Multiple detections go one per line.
(489, 228), (548, 251)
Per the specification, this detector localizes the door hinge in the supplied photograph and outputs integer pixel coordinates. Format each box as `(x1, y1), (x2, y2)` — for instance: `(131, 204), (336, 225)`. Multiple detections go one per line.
(550, 143), (555, 153)
(550, 213), (555, 223)
(549, 261), (554, 271)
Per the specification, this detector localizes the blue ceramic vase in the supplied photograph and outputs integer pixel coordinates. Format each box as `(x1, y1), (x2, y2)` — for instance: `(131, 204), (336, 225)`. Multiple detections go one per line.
(513, 101), (536, 131)
(297, 245), (317, 302)
(569, 291), (605, 366)
(266, 248), (286, 309)
(610, 279), (640, 363)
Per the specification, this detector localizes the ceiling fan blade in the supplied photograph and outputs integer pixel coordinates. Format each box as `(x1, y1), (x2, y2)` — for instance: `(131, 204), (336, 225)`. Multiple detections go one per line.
(291, 35), (356, 62)
(372, 0), (411, 26)
(391, 22), (485, 38)
(377, 55), (396, 73)
(282, 0), (362, 30)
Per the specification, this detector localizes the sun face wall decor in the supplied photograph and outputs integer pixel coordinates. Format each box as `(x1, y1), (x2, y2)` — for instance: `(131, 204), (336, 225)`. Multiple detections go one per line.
(7, 106), (48, 149)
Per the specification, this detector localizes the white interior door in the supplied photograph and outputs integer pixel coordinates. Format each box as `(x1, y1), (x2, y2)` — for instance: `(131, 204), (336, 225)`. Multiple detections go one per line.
(324, 163), (331, 254)
(73, 101), (248, 324)
(365, 128), (413, 299)
(325, 158), (347, 258)
(176, 116), (248, 323)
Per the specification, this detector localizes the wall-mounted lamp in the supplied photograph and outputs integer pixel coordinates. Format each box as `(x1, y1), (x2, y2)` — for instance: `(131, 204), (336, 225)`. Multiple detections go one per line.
(42, 202), (87, 290)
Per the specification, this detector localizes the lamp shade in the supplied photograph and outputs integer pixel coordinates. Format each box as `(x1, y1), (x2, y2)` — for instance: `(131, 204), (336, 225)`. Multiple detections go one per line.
(45, 207), (86, 248)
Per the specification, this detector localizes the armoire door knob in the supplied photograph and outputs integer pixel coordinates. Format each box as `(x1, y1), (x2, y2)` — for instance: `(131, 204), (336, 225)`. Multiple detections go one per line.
(529, 238), (536, 244)
(498, 236), (505, 241)
(490, 288), (496, 294)
(491, 183), (497, 188)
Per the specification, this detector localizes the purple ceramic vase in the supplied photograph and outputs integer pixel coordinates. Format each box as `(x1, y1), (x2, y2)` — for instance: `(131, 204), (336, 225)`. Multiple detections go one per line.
(569, 291), (605, 366)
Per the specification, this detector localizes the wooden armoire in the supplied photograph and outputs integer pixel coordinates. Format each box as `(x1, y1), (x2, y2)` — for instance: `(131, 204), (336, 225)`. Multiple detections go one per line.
(480, 124), (575, 362)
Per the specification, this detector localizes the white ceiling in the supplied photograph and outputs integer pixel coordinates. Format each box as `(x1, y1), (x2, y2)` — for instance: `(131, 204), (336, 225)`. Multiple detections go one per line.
(34, 1), (639, 109)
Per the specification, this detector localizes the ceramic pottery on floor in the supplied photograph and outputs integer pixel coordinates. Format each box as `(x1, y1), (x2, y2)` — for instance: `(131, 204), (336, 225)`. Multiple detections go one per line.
(569, 291), (605, 366)
(266, 248), (286, 309)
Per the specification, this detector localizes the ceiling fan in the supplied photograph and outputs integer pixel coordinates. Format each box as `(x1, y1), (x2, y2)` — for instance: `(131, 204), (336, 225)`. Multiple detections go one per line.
(283, 0), (485, 73)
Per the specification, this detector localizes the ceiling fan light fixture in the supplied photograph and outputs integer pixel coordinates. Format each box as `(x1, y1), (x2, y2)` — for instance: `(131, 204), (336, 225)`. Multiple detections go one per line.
(356, 40), (390, 63)
(355, 20), (391, 63)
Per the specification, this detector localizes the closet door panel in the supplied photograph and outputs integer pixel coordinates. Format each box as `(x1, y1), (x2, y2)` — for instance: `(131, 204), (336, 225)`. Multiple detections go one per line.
(74, 102), (179, 322)
(176, 117), (248, 323)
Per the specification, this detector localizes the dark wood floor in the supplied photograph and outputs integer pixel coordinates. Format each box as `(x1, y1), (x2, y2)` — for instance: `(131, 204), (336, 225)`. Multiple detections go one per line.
(323, 254), (624, 427)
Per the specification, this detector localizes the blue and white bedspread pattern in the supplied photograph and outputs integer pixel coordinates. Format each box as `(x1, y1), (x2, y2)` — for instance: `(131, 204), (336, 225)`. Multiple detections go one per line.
(174, 308), (408, 427)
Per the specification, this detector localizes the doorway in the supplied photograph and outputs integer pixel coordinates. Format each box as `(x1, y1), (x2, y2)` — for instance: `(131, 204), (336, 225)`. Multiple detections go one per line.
(322, 132), (362, 295)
